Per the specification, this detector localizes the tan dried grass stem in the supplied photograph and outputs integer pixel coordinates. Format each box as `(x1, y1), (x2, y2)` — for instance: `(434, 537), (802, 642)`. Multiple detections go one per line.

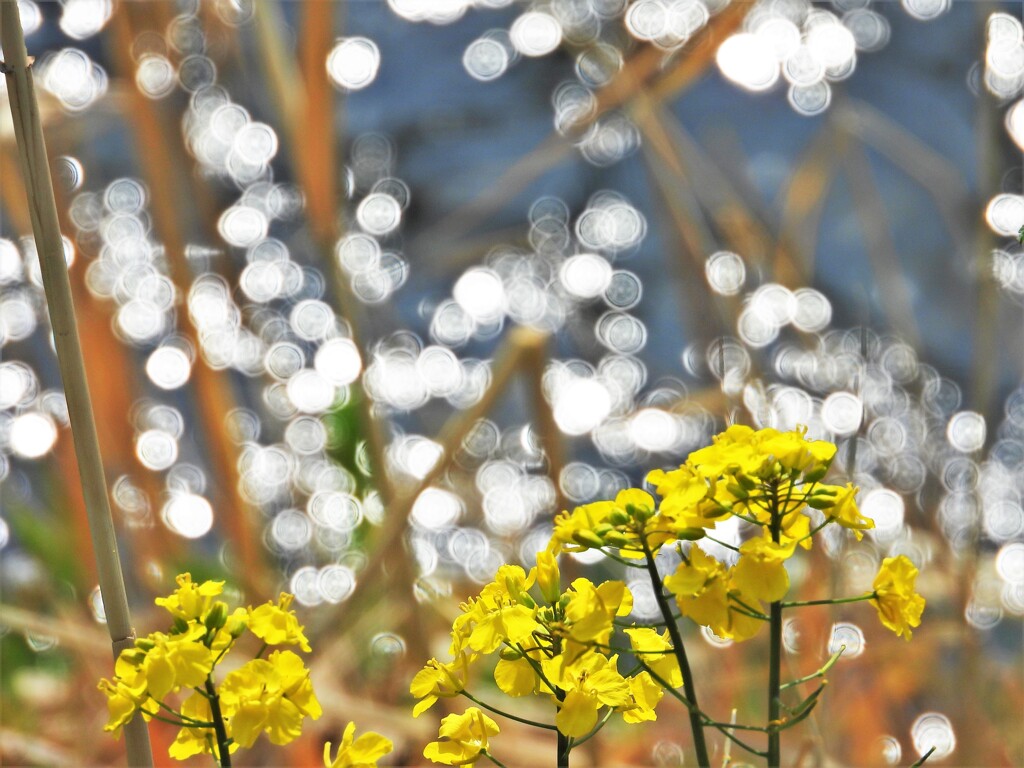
(0, 2), (153, 764)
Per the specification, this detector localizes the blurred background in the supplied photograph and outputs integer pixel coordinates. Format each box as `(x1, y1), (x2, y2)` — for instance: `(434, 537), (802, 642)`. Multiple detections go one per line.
(1, 0), (1023, 765)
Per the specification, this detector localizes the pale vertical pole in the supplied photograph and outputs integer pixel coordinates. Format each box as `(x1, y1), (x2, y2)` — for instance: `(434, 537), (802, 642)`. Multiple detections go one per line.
(0, 2), (153, 764)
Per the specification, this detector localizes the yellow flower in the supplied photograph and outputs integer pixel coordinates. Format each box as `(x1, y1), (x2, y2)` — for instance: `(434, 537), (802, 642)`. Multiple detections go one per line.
(732, 535), (795, 603)
(141, 627), (216, 701)
(324, 722), (393, 768)
(553, 653), (632, 738)
(757, 427), (836, 476)
(535, 550), (561, 604)
(423, 708), (499, 765)
(622, 671), (664, 724)
(247, 592), (312, 652)
(97, 652), (152, 737)
(664, 546), (730, 633)
(154, 573), (225, 622)
(493, 655), (541, 698)
(562, 578), (632, 649)
(817, 483), (874, 539)
(167, 691), (232, 761)
(410, 654), (475, 717)
(871, 555), (925, 640)
(623, 628), (682, 688)
(219, 650), (322, 748)
(687, 424), (761, 477)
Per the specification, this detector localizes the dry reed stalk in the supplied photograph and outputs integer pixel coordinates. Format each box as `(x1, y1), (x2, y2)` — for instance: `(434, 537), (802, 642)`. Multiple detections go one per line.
(251, 0), (394, 510)
(841, 138), (922, 348)
(0, 2), (153, 763)
(328, 327), (553, 627)
(106, 6), (272, 598)
(774, 125), (841, 284)
(418, 5), (742, 253)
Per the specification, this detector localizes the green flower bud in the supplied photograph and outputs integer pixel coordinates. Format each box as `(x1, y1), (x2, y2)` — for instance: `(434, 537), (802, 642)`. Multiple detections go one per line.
(805, 496), (835, 510)
(204, 602), (228, 632)
(726, 483), (749, 500)
(171, 617), (189, 635)
(675, 527), (706, 541)
(604, 530), (631, 547)
(572, 529), (606, 549)
(626, 503), (655, 522)
(499, 646), (523, 661)
(736, 473), (757, 491)
(593, 523), (614, 536)
(608, 509), (630, 526)
(134, 638), (155, 652)
(516, 592), (536, 609)
(802, 465), (829, 483)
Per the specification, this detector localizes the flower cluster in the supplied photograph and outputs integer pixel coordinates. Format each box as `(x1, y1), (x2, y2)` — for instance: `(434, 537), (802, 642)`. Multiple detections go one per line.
(411, 551), (681, 763)
(414, 425), (928, 767)
(98, 574), (323, 762)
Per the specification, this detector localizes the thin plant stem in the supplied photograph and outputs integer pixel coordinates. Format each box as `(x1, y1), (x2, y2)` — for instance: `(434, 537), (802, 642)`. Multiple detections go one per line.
(780, 646), (846, 691)
(483, 750), (509, 768)
(555, 689), (569, 768)
(910, 746), (938, 767)
(767, 480), (783, 767)
(639, 661), (767, 758)
(459, 691), (558, 731)
(782, 593), (875, 608)
(569, 708), (614, 748)
(0, 3), (152, 764)
(204, 679), (232, 768)
(640, 534), (710, 768)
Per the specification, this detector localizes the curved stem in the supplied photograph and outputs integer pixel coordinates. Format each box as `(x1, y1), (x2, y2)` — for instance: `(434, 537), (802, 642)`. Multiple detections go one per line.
(204, 678), (232, 767)
(638, 661), (767, 758)
(459, 691), (558, 731)
(570, 708), (614, 748)
(483, 750), (509, 768)
(780, 646), (845, 691)
(640, 535), (710, 768)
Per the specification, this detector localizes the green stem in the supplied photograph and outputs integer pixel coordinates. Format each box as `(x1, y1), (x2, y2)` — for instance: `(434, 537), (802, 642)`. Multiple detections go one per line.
(702, 534), (740, 553)
(780, 646), (846, 691)
(640, 535), (710, 768)
(204, 679), (232, 768)
(569, 708), (614, 748)
(459, 691), (558, 731)
(555, 689), (570, 767)
(638, 660), (768, 758)
(483, 750), (509, 768)
(781, 593), (875, 608)
(910, 746), (937, 767)
(768, 481), (783, 768)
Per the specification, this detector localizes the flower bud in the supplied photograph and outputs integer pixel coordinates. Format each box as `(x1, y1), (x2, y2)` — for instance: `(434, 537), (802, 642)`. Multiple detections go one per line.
(726, 483), (749, 500)
(204, 602), (228, 631)
(675, 527), (706, 541)
(805, 496), (835, 510)
(609, 509), (630, 526)
(516, 592), (536, 609)
(572, 529), (606, 549)
(802, 465), (829, 483)
(499, 646), (523, 661)
(736, 473), (757, 491)
(604, 530), (631, 547)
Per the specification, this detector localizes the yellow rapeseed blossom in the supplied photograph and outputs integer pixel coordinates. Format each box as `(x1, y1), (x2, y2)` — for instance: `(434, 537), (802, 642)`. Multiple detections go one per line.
(324, 722), (394, 768)
(623, 627), (682, 688)
(154, 573), (226, 622)
(219, 649), (322, 747)
(552, 653), (632, 738)
(871, 555), (926, 640)
(410, 654), (476, 717)
(423, 708), (499, 765)
(732, 535), (795, 603)
(247, 592), (312, 652)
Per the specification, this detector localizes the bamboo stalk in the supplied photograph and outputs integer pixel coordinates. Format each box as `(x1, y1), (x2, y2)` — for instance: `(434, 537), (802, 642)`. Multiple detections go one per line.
(0, 2), (153, 765)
